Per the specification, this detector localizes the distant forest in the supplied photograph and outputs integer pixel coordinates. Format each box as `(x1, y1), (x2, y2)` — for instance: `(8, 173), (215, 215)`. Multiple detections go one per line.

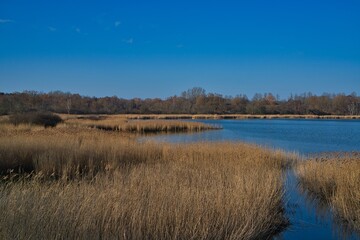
(1, 87), (359, 115)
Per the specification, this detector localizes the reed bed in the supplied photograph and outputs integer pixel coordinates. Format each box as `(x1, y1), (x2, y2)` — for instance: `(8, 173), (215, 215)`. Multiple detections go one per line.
(296, 154), (360, 232)
(59, 113), (360, 121)
(65, 115), (220, 133)
(0, 126), (289, 239)
(123, 114), (360, 120)
(0, 123), (46, 137)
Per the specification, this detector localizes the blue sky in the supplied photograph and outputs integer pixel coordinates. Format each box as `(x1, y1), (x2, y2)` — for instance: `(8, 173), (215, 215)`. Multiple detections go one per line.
(0, 0), (359, 99)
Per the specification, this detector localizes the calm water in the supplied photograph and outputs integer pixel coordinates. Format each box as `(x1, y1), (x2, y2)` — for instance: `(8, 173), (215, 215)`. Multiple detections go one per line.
(148, 119), (360, 240)
(151, 119), (360, 155)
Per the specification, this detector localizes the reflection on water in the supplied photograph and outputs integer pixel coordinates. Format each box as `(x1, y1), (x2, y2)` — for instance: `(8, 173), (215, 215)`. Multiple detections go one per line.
(297, 175), (359, 240)
(277, 169), (359, 240)
(146, 119), (360, 240)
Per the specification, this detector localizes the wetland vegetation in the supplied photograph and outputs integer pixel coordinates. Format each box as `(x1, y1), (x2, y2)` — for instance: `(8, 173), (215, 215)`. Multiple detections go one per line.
(0, 116), (290, 239)
(0, 114), (359, 239)
(297, 154), (360, 234)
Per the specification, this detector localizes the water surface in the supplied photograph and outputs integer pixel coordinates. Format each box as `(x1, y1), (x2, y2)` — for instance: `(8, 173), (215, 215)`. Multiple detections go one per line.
(151, 119), (360, 155)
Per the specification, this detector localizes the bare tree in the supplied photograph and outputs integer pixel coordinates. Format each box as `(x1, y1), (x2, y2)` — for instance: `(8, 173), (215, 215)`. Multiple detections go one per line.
(347, 102), (360, 115)
(66, 98), (72, 114)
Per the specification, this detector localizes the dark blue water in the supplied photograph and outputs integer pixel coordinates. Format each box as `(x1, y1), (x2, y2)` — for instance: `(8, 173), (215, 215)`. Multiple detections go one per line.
(151, 119), (360, 155)
(148, 119), (360, 240)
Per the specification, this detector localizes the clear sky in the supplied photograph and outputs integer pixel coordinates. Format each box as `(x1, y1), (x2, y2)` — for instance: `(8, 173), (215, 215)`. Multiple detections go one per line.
(0, 0), (359, 99)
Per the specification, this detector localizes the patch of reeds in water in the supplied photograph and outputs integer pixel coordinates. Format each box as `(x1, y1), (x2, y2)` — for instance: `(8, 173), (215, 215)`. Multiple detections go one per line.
(296, 153), (360, 233)
(0, 127), (289, 239)
(64, 115), (221, 133)
(59, 113), (360, 121)
(123, 114), (360, 120)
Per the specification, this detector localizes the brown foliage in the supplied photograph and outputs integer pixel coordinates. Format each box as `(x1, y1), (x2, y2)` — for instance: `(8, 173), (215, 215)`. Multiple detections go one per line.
(1, 89), (359, 115)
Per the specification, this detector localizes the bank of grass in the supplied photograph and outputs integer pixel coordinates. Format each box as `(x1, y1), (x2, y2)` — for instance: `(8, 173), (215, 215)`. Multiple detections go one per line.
(0, 125), (290, 239)
(122, 114), (360, 120)
(64, 115), (221, 133)
(296, 154), (360, 232)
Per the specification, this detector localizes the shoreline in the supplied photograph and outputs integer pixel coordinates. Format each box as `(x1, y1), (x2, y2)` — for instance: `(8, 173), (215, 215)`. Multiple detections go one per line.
(55, 113), (360, 120)
(121, 114), (360, 120)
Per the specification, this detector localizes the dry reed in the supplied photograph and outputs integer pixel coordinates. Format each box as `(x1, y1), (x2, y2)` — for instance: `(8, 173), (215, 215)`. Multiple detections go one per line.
(122, 114), (360, 120)
(0, 125), (289, 239)
(296, 154), (360, 232)
(64, 115), (220, 133)
(59, 113), (360, 121)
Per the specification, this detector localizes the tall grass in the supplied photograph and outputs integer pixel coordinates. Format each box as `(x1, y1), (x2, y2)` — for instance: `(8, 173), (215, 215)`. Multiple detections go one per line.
(0, 131), (159, 177)
(0, 126), (289, 239)
(296, 154), (360, 232)
(64, 115), (220, 133)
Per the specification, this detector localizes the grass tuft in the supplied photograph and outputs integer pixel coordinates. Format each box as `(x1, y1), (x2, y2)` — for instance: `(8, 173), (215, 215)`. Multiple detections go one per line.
(296, 153), (360, 232)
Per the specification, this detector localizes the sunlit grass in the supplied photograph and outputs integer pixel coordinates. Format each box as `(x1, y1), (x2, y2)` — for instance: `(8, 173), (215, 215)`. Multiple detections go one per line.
(0, 124), (290, 239)
(296, 154), (360, 232)
(64, 115), (221, 133)
(122, 114), (360, 120)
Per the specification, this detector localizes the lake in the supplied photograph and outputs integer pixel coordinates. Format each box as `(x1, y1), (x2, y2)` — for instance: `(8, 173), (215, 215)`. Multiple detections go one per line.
(147, 119), (360, 240)
(150, 119), (360, 155)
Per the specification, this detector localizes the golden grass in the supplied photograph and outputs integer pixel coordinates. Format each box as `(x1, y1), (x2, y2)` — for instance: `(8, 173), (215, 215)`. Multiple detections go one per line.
(58, 113), (360, 121)
(0, 125), (290, 239)
(0, 123), (45, 136)
(296, 154), (360, 232)
(64, 115), (220, 133)
(121, 114), (360, 120)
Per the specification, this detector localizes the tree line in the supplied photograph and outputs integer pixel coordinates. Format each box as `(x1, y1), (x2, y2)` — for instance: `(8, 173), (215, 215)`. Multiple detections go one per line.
(0, 87), (359, 115)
